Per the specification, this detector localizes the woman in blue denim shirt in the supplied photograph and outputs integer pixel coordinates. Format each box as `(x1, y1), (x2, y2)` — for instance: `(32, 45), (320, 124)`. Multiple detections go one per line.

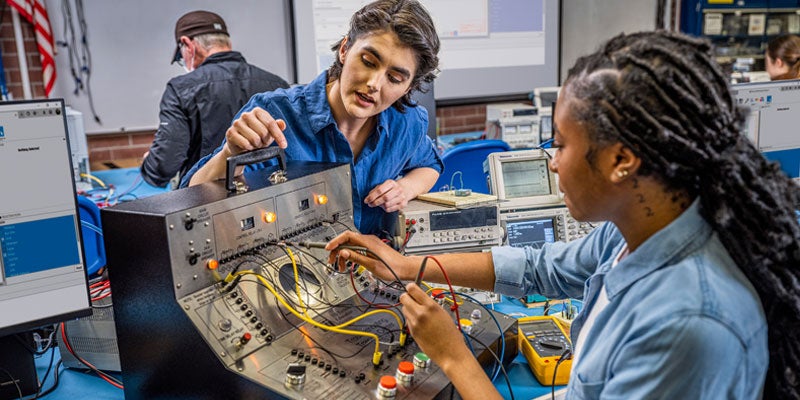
(184, 0), (444, 236)
(328, 31), (800, 399)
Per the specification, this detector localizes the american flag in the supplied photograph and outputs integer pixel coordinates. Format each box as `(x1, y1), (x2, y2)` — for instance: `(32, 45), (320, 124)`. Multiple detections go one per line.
(6, 0), (56, 97)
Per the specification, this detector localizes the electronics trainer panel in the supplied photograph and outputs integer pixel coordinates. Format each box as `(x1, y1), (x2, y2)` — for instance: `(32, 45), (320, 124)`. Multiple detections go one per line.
(102, 162), (517, 400)
(398, 200), (503, 254)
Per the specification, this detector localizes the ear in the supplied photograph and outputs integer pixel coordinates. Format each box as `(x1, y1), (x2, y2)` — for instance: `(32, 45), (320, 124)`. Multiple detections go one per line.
(338, 37), (349, 64)
(608, 143), (641, 184)
(180, 36), (193, 48)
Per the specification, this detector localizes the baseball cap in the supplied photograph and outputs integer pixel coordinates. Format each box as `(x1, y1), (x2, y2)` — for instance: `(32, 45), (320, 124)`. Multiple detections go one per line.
(171, 11), (228, 64)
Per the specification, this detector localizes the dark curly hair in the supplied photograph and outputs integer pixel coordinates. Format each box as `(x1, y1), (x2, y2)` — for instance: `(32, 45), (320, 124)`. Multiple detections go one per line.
(327, 0), (439, 112)
(564, 31), (800, 399)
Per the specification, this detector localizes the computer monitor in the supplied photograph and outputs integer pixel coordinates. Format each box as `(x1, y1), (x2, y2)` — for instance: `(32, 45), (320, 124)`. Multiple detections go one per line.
(0, 99), (91, 337)
(484, 149), (562, 211)
(505, 216), (557, 248)
(533, 86), (561, 111)
(732, 79), (800, 178)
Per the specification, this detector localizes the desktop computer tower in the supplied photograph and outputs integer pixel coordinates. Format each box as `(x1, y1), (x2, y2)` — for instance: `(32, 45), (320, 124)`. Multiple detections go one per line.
(0, 333), (38, 399)
(66, 107), (92, 192)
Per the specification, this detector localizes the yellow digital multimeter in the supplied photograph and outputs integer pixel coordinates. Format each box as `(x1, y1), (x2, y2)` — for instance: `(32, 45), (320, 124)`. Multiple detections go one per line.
(518, 315), (572, 385)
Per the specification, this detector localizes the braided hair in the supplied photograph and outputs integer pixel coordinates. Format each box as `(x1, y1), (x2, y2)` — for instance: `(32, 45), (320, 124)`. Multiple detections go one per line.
(563, 31), (800, 398)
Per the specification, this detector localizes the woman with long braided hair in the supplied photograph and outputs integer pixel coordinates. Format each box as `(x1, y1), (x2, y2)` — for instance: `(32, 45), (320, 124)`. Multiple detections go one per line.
(327, 31), (800, 399)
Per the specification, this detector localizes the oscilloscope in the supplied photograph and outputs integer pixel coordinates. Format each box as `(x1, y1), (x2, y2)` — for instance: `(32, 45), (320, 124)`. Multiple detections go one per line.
(484, 149), (562, 211)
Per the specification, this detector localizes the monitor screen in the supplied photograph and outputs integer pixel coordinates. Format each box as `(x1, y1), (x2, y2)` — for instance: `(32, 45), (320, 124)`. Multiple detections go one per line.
(732, 79), (800, 177)
(0, 100), (91, 336)
(505, 217), (556, 248)
(501, 159), (552, 198)
(485, 149), (562, 210)
(292, 0), (561, 101)
(734, 80), (800, 151)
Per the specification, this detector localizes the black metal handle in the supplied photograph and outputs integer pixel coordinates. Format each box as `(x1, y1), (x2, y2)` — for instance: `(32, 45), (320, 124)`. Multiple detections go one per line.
(225, 147), (286, 192)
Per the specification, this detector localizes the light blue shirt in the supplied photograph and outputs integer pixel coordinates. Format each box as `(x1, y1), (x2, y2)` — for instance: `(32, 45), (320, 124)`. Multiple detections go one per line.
(492, 200), (768, 399)
(181, 70), (444, 236)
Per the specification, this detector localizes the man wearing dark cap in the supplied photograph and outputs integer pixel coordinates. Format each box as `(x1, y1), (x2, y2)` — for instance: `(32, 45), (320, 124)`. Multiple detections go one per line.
(140, 10), (289, 188)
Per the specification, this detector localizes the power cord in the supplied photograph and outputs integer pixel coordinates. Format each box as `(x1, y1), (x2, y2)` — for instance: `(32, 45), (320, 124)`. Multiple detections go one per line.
(552, 349), (573, 400)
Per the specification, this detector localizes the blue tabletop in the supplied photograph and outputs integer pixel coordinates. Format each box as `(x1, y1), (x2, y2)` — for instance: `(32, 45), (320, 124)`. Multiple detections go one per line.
(79, 168), (169, 206)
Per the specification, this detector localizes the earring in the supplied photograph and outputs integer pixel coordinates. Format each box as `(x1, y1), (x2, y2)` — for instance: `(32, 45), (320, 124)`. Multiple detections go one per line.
(617, 170), (629, 178)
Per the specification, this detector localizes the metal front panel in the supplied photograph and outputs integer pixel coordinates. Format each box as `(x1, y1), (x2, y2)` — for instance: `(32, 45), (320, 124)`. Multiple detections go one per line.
(103, 162), (518, 399)
(179, 280), (516, 400)
(165, 165), (352, 299)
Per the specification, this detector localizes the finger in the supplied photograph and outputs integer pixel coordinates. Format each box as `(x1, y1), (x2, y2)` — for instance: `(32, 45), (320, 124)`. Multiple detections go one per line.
(252, 109), (288, 149)
(336, 249), (376, 271)
(230, 115), (268, 150)
(382, 201), (402, 213)
(378, 190), (404, 212)
(226, 125), (257, 153)
(404, 282), (430, 303)
(364, 180), (394, 205)
(325, 231), (358, 251)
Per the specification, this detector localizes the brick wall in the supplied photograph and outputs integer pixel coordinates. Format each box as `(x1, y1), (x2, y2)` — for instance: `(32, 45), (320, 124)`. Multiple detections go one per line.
(86, 130), (155, 164)
(436, 100), (533, 136)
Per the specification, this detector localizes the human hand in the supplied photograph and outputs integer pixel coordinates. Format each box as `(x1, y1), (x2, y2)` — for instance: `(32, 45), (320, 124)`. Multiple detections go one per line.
(325, 231), (412, 281)
(224, 107), (288, 156)
(364, 179), (412, 212)
(400, 283), (469, 367)
(142, 151), (150, 160)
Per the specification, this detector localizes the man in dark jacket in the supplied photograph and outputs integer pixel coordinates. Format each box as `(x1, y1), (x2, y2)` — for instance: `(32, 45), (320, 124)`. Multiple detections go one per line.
(141, 10), (289, 188)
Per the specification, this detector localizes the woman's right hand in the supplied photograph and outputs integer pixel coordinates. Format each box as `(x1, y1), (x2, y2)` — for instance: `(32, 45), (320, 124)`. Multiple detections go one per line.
(325, 231), (414, 282)
(400, 283), (471, 367)
(224, 107), (288, 156)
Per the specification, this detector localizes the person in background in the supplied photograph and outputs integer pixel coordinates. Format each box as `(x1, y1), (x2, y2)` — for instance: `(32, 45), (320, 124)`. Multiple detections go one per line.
(140, 10), (289, 189)
(182, 0), (443, 237)
(765, 34), (800, 80)
(327, 31), (800, 399)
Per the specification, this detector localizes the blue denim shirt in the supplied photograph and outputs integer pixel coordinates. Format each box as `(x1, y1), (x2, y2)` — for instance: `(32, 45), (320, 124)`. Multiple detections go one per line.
(181, 71), (443, 235)
(493, 200), (768, 399)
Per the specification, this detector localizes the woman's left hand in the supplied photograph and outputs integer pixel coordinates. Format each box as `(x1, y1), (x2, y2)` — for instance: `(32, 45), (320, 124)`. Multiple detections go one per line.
(400, 283), (471, 370)
(364, 179), (411, 212)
